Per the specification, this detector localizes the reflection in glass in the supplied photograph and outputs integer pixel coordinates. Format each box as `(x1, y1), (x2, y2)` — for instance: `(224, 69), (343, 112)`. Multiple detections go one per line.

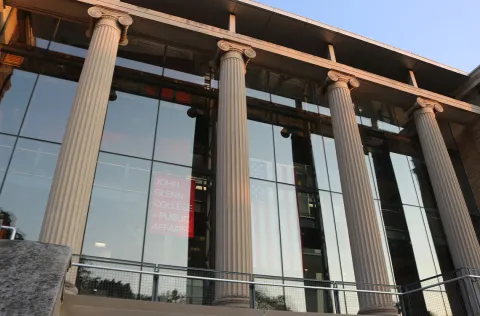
(277, 184), (304, 278)
(271, 94), (296, 108)
(154, 101), (196, 167)
(390, 153), (421, 206)
(116, 57), (163, 75)
(273, 125), (295, 185)
(330, 194), (358, 314)
(0, 138), (60, 240)
(311, 135), (332, 191)
(0, 70), (37, 135)
(101, 92), (158, 159)
(248, 120), (275, 181)
(82, 153), (151, 261)
(318, 191), (342, 282)
(302, 102), (318, 114)
(143, 163), (197, 267)
(0, 135), (15, 187)
(250, 179), (282, 276)
(246, 88), (270, 102)
(323, 137), (342, 193)
(403, 205), (451, 315)
(76, 260), (141, 299)
(21, 76), (76, 143)
(163, 45), (212, 88)
(164, 69), (205, 86)
(330, 194), (355, 283)
(49, 42), (87, 58)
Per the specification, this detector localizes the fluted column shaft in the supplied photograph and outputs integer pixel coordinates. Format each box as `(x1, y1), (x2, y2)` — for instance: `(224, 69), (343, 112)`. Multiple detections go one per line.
(215, 41), (256, 307)
(39, 7), (132, 256)
(326, 71), (396, 315)
(412, 99), (480, 270)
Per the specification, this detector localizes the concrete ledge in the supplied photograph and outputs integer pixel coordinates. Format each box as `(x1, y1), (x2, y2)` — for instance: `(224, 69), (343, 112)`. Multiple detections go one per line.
(0, 240), (71, 316)
(62, 294), (354, 316)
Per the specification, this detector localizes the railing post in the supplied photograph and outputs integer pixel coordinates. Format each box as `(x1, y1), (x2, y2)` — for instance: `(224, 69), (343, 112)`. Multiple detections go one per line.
(152, 264), (159, 302)
(249, 275), (255, 309)
(333, 282), (341, 314)
(399, 285), (407, 316)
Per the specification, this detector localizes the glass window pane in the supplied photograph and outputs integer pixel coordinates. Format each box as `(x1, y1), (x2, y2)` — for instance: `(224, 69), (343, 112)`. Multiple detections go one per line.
(251, 179), (282, 276)
(49, 20), (89, 58)
(21, 76), (76, 143)
(403, 205), (449, 315)
(49, 42), (87, 58)
(0, 138), (60, 240)
(273, 125), (295, 185)
(302, 102), (318, 114)
(365, 153), (380, 200)
(0, 70), (38, 135)
(143, 163), (196, 266)
(323, 137), (342, 193)
(330, 193), (355, 282)
(163, 46), (212, 88)
(271, 94), (296, 108)
(277, 184), (304, 278)
(311, 135), (330, 191)
(373, 201), (395, 286)
(82, 153), (151, 261)
(319, 106), (331, 117)
(390, 153), (420, 206)
(318, 191), (342, 281)
(116, 57), (163, 75)
(164, 69), (205, 86)
(101, 92), (158, 159)
(246, 88), (270, 102)
(0, 134), (16, 187)
(154, 101), (196, 167)
(403, 206), (440, 279)
(248, 120), (275, 181)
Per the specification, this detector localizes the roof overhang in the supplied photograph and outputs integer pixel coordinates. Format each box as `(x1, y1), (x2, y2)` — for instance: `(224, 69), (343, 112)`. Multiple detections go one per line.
(5, 0), (480, 125)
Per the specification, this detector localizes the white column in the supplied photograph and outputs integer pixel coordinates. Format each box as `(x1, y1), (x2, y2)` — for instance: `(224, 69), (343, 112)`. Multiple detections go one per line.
(326, 71), (397, 315)
(215, 40), (256, 307)
(40, 7), (132, 253)
(410, 98), (480, 270)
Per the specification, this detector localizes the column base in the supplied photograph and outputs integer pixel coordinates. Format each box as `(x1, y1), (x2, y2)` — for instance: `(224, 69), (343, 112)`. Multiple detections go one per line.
(358, 305), (398, 315)
(215, 297), (251, 308)
(64, 280), (78, 295)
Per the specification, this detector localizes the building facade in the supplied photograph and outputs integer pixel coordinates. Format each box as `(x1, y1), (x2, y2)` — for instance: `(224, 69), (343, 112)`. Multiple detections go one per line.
(1, 0), (480, 315)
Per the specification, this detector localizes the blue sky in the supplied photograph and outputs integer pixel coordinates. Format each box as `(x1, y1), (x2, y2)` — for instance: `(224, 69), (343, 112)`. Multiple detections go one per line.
(256, 0), (480, 73)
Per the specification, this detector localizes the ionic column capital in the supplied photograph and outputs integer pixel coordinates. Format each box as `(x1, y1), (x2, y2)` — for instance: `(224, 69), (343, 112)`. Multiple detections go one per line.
(87, 6), (133, 46)
(326, 70), (360, 91)
(216, 40), (256, 70)
(407, 97), (444, 119)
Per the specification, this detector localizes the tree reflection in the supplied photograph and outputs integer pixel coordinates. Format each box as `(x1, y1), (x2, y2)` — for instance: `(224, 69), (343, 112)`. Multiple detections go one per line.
(76, 265), (135, 299)
(0, 209), (24, 240)
(255, 290), (290, 311)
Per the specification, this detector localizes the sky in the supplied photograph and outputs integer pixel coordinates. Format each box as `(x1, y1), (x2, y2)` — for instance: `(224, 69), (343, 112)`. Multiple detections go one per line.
(256, 0), (480, 73)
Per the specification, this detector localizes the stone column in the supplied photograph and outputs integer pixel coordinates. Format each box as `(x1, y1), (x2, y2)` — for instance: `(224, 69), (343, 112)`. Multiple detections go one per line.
(325, 71), (397, 315)
(214, 40), (256, 307)
(40, 7), (132, 254)
(410, 98), (480, 269)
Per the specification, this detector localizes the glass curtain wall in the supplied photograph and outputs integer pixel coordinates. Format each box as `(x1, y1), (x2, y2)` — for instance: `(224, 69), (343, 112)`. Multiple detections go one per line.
(244, 61), (466, 315)
(354, 96), (455, 316)
(0, 12), (218, 303)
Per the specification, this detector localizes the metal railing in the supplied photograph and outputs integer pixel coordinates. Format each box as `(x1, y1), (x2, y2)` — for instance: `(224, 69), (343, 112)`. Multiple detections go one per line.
(67, 256), (400, 314)
(0, 225), (16, 240)
(66, 256), (480, 315)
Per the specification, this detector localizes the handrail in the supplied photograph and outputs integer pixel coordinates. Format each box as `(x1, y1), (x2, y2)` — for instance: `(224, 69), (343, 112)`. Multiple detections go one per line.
(72, 262), (480, 297)
(400, 274), (480, 296)
(72, 262), (399, 295)
(0, 225), (16, 240)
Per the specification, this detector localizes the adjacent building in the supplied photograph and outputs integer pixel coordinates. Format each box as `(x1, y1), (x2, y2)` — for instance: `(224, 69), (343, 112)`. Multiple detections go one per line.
(1, 0), (480, 315)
